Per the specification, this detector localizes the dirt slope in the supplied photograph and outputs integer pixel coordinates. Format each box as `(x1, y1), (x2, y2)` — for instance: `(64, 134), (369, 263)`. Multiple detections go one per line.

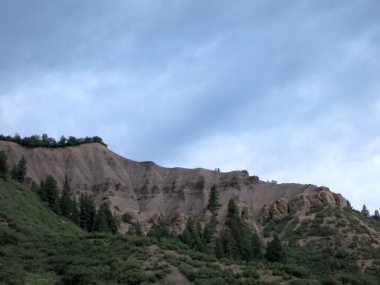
(0, 141), (347, 231)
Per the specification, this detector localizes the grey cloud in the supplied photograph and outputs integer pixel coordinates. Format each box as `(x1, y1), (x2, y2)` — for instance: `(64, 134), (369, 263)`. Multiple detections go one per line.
(0, 1), (379, 210)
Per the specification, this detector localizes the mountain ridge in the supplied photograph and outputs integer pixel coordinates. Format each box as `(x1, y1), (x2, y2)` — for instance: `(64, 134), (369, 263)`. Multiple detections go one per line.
(0, 140), (347, 233)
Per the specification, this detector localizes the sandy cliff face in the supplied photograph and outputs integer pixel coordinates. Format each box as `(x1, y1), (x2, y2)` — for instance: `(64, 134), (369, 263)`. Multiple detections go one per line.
(0, 141), (347, 231)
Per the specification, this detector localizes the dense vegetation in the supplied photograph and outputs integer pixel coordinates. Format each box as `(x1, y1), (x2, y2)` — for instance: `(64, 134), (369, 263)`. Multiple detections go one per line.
(0, 133), (107, 148)
(1, 151), (380, 284)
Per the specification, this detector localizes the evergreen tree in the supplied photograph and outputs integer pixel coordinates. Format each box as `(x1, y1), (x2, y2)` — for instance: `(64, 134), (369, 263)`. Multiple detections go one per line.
(180, 218), (205, 252)
(203, 216), (218, 243)
(220, 227), (239, 260)
(14, 156), (27, 183)
(30, 181), (39, 193)
(251, 231), (263, 258)
(265, 235), (285, 262)
(79, 194), (96, 231)
(94, 204), (109, 232)
(148, 218), (171, 241)
(60, 176), (73, 219)
(361, 205), (370, 217)
(215, 238), (224, 259)
(94, 202), (117, 234)
(373, 210), (380, 220)
(43, 175), (61, 215)
(0, 150), (8, 181)
(39, 180), (47, 202)
(207, 185), (220, 214)
(70, 197), (80, 225)
(219, 199), (262, 261)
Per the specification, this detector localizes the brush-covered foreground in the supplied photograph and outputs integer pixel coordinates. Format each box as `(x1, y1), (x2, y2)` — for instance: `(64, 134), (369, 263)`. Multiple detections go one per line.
(1, 180), (380, 285)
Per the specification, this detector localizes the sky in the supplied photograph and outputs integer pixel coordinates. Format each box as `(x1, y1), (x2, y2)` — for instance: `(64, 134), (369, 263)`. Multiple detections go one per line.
(0, 1), (379, 212)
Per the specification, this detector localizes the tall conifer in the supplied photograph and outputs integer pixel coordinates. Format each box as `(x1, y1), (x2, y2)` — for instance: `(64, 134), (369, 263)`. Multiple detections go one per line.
(60, 176), (73, 219)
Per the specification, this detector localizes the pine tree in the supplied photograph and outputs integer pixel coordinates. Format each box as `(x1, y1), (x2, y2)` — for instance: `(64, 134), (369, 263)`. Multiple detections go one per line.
(215, 238), (224, 259)
(219, 199), (262, 261)
(43, 175), (61, 215)
(60, 176), (73, 219)
(15, 156), (27, 183)
(39, 180), (47, 202)
(94, 202), (117, 233)
(265, 235), (285, 262)
(203, 216), (218, 243)
(221, 227), (239, 260)
(180, 218), (205, 252)
(361, 205), (370, 217)
(251, 232), (263, 258)
(373, 210), (379, 220)
(207, 185), (220, 214)
(79, 194), (96, 231)
(94, 204), (109, 232)
(0, 151), (8, 181)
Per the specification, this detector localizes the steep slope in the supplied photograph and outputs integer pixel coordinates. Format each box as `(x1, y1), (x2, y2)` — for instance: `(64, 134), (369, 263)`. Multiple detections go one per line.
(0, 140), (347, 231)
(1, 179), (379, 285)
(0, 179), (184, 285)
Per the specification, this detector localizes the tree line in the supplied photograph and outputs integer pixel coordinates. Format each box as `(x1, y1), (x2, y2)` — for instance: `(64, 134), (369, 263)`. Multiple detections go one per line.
(0, 133), (107, 148)
(146, 185), (285, 263)
(34, 175), (117, 234)
(0, 151), (116, 234)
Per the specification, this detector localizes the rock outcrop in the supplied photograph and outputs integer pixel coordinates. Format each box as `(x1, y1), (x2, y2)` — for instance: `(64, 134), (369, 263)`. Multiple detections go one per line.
(0, 140), (347, 230)
(258, 187), (347, 224)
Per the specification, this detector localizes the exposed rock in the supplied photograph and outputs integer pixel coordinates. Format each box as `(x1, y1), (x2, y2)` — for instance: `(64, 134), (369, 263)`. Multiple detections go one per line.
(166, 210), (188, 233)
(0, 140), (348, 231)
(258, 188), (348, 224)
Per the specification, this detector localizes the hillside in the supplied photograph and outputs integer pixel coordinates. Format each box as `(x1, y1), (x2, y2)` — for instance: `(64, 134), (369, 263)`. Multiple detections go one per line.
(0, 140), (347, 234)
(1, 178), (380, 285)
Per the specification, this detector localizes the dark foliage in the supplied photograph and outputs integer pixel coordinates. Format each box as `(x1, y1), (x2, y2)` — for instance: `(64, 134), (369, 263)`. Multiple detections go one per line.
(0, 133), (107, 148)
(11, 156), (27, 183)
(0, 150), (8, 180)
(79, 194), (96, 232)
(373, 210), (380, 220)
(207, 185), (220, 214)
(60, 176), (73, 219)
(180, 219), (206, 252)
(217, 199), (263, 261)
(93, 202), (118, 234)
(265, 235), (285, 262)
(39, 175), (61, 215)
(361, 204), (370, 217)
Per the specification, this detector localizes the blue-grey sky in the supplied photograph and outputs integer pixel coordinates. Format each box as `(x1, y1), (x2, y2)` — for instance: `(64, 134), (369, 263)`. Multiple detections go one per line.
(0, 1), (379, 212)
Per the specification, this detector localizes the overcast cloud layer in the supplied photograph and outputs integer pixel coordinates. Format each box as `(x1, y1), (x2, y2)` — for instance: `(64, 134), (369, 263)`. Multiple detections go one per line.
(0, 1), (379, 212)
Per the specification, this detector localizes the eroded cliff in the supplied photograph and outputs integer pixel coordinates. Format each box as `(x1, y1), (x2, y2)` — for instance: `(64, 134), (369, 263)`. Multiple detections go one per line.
(0, 140), (347, 232)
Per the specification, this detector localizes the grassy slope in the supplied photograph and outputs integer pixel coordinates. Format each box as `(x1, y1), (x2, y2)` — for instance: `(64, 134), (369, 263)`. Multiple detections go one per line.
(0, 180), (179, 285)
(0, 179), (82, 284)
(263, 205), (380, 284)
(1, 179), (380, 285)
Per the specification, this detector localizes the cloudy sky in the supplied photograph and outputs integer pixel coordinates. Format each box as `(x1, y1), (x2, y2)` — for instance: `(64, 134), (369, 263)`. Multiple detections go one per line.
(0, 1), (379, 212)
